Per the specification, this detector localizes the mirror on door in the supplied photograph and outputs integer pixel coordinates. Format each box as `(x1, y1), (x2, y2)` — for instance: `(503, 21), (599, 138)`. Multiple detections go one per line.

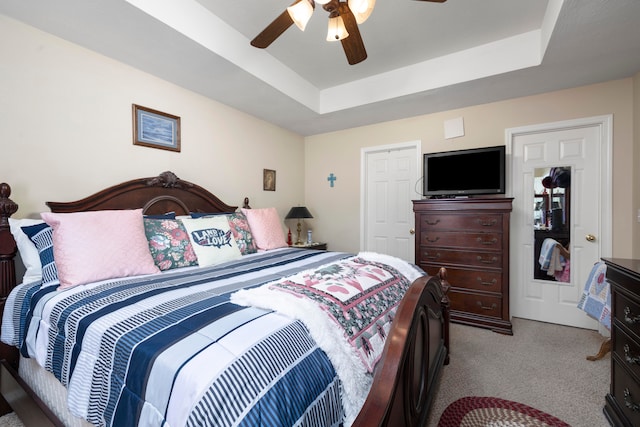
(533, 166), (571, 282)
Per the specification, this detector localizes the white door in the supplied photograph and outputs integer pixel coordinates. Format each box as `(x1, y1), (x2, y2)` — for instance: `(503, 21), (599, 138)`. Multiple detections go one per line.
(509, 116), (612, 329)
(361, 141), (421, 262)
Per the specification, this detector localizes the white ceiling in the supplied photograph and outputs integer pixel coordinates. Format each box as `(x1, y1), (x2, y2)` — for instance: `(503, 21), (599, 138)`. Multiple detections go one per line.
(2, 0), (640, 136)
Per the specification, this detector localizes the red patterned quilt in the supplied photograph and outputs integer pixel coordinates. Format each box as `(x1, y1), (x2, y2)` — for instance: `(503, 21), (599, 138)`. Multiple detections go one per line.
(232, 252), (423, 424)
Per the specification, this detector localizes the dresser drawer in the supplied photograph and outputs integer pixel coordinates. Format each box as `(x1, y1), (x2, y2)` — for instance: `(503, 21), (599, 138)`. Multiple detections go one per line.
(419, 248), (502, 269)
(612, 358), (640, 426)
(420, 231), (502, 251)
(614, 327), (640, 380)
(614, 290), (640, 340)
(419, 214), (503, 232)
(450, 268), (503, 293)
(449, 291), (502, 318)
(422, 266), (503, 293)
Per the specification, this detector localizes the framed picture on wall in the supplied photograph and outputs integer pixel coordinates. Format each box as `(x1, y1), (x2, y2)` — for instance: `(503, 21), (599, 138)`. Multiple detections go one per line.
(132, 104), (181, 152)
(263, 169), (276, 191)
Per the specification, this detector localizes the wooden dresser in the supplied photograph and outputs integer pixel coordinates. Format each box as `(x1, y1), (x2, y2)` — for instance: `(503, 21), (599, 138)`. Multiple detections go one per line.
(413, 197), (513, 335)
(603, 258), (640, 427)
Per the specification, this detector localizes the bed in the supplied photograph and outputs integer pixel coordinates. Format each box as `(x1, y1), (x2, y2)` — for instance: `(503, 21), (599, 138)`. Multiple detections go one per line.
(0, 171), (450, 427)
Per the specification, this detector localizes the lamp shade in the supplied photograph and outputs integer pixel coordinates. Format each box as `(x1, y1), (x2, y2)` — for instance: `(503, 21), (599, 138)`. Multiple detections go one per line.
(348, 0), (375, 24)
(285, 206), (313, 219)
(287, 0), (314, 31)
(326, 15), (349, 41)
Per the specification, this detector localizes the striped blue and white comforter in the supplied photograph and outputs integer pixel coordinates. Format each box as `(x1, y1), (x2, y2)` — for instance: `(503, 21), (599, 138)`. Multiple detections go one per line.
(1, 248), (353, 427)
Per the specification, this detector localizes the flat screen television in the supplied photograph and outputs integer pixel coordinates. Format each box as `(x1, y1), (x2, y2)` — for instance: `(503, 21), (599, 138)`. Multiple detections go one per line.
(423, 145), (506, 197)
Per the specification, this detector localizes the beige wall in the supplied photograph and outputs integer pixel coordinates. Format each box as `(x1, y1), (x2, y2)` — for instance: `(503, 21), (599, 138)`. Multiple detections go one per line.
(306, 79), (636, 257)
(0, 15), (305, 223)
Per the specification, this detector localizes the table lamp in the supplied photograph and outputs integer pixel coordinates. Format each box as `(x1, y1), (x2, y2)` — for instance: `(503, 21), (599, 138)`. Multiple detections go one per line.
(285, 206), (313, 245)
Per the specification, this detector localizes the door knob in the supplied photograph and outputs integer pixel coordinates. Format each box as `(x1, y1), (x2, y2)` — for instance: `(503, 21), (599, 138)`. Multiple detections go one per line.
(409, 228), (415, 235)
(585, 234), (596, 242)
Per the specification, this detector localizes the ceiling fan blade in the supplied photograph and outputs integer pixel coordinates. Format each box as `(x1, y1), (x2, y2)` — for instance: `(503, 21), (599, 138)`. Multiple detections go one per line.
(338, 3), (367, 65)
(250, 10), (295, 48)
(414, 0), (447, 2)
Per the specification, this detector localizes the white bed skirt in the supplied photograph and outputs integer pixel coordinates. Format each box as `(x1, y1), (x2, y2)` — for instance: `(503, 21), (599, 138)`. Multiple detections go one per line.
(19, 356), (95, 427)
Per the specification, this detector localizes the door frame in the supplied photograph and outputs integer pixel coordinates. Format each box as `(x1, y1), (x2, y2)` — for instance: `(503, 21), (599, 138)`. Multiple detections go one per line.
(506, 115), (613, 325)
(360, 140), (421, 253)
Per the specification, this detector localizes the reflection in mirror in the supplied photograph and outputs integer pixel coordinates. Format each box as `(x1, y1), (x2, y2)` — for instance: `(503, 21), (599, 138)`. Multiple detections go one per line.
(533, 166), (571, 283)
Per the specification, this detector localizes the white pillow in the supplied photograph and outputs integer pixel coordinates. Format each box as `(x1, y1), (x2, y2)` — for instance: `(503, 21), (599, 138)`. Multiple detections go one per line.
(8, 218), (44, 284)
(181, 216), (242, 267)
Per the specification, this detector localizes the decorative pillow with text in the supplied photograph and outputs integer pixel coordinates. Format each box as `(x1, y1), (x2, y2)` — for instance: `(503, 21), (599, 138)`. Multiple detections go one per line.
(181, 216), (242, 267)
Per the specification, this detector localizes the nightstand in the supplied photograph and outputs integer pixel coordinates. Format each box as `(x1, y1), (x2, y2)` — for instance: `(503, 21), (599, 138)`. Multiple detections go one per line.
(291, 242), (327, 251)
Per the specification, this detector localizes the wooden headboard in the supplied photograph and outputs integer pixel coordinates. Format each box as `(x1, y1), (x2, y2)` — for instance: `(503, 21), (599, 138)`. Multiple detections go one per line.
(0, 171), (248, 298)
(46, 171), (241, 215)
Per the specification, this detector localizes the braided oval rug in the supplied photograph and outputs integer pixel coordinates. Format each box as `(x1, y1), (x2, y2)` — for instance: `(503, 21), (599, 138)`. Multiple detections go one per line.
(438, 397), (571, 427)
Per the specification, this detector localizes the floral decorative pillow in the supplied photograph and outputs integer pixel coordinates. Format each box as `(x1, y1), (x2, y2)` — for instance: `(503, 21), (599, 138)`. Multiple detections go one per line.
(227, 212), (258, 255)
(143, 218), (198, 271)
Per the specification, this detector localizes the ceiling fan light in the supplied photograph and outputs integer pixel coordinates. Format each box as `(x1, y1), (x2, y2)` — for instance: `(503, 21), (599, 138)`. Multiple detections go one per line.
(314, 0), (331, 4)
(348, 0), (375, 24)
(326, 16), (349, 41)
(287, 0), (314, 31)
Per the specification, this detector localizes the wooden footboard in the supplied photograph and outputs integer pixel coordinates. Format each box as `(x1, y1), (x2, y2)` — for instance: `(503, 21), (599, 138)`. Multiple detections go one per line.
(353, 268), (450, 427)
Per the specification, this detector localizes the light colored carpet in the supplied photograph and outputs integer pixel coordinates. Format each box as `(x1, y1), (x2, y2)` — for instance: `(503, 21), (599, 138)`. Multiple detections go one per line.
(0, 413), (23, 427)
(0, 317), (610, 427)
(426, 317), (610, 427)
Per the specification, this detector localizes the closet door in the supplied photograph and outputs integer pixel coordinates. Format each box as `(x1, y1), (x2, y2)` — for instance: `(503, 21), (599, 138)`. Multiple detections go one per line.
(361, 141), (420, 262)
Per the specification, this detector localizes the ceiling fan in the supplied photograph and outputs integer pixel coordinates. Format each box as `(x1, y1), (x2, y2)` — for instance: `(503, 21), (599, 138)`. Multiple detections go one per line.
(250, 0), (447, 65)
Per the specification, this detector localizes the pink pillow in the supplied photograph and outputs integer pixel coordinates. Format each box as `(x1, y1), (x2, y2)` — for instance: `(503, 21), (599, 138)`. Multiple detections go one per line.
(241, 207), (287, 250)
(41, 209), (159, 289)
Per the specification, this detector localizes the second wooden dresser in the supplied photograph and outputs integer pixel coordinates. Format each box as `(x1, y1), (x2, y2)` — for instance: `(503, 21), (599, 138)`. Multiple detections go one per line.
(603, 258), (640, 427)
(413, 197), (513, 335)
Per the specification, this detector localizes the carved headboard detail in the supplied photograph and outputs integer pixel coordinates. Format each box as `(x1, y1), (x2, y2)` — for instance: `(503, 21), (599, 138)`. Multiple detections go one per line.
(145, 171), (193, 189)
(46, 171), (237, 215)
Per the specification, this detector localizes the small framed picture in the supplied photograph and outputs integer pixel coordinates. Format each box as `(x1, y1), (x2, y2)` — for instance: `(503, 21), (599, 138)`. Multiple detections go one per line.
(263, 169), (276, 191)
(132, 104), (181, 152)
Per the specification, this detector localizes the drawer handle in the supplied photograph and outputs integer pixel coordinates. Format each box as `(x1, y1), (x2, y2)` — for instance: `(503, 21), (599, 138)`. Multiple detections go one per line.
(476, 277), (497, 286)
(476, 256), (498, 265)
(424, 252), (441, 261)
(476, 237), (498, 246)
(624, 306), (640, 325)
(624, 389), (640, 412)
(476, 301), (497, 311)
(477, 219), (497, 227)
(624, 344), (640, 365)
(426, 236), (440, 243)
(425, 219), (440, 226)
